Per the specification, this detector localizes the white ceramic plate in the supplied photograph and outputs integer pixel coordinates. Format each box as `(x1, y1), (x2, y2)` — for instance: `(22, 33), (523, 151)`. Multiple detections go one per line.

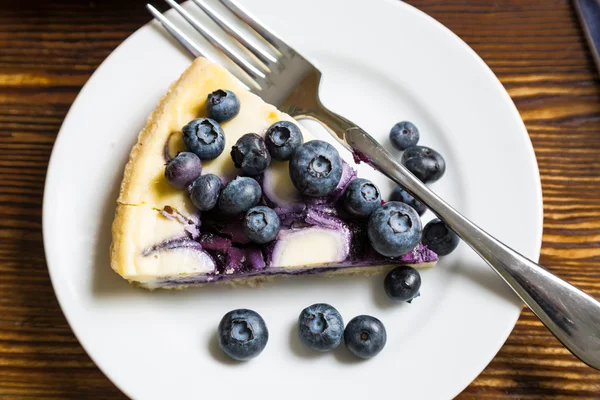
(43, 0), (543, 398)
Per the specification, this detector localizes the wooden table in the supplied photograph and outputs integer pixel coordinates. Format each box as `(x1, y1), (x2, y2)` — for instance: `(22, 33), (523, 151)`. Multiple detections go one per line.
(2, 0), (599, 398)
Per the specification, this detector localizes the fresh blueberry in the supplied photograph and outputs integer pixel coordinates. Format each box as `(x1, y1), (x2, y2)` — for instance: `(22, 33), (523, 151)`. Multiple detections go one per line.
(289, 140), (343, 197)
(390, 121), (419, 151)
(401, 146), (446, 183)
(298, 303), (344, 352)
(344, 315), (387, 359)
(217, 309), (268, 361)
(243, 206), (280, 244)
(367, 201), (422, 257)
(190, 174), (222, 211)
(164, 152), (202, 190)
(264, 121), (304, 161)
(422, 218), (460, 256)
(343, 178), (381, 218)
(182, 118), (226, 160)
(218, 177), (262, 215)
(384, 266), (422, 303)
(206, 89), (240, 123)
(389, 186), (427, 216)
(231, 133), (271, 176)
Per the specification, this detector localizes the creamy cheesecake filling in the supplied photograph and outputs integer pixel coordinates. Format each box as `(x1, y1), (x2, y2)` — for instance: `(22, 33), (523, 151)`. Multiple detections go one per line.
(261, 161), (302, 207)
(111, 58), (438, 289)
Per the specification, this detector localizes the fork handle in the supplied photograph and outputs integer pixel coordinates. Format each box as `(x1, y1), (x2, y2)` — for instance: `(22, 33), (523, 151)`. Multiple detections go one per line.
(302, 104), (600, 370)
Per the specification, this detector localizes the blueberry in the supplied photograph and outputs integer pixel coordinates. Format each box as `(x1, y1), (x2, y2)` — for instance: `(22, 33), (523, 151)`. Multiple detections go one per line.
(343, 178), (381, 218)
(206, 89), (240, 123)
(164, 152), (202, 190)
(390, 121), (419, 151)
(190, 174), (222, 211)
(389, 186), (427, 216)
(367, 201), (422, 257)
(265, 121), (304, 161)
(182, 118), (226, 160)
(401, 146), (445, 183)
(243, 206), (280, 243)
(217, 309), (268, 361)
(298, 303), (344, 352)
(231, 133), (271, 176)
(384, 266), (422, 302)
(289, 140), (343, 197)
(422, 218), (460, 256)
(218, 177), (262, 215)
(344, 315), (386, 359)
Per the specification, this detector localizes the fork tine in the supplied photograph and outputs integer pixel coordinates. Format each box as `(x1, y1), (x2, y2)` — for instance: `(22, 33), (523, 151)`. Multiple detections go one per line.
(164, 0), (266, 84)
(220, 0), (294, 56)
(147, 4), (209, 60)
(147, 3), (253, 92)
(191, 0), (278, 66)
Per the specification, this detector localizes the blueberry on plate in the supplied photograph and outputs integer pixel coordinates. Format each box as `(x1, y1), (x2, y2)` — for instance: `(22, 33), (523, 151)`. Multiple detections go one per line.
(190, 174), (222, 211)
(265, 121), (304, 161)
(384, 266), (422, 303)
(164, 152), (202, 190)
(422, 218), (460, 256)
(401, 146), (445, 183)
(218, 309), (268, 361)
(367, 201), (422, 257)
(182, 118), (226, 160)
(343, 178), (381, 218)
(231, 133), (271, 176)
(218, 176), (262, 215)
(243, 206), (280, 244)
(289, 140), (343, 197)
(389, 121), (419, 151)
(389, 186), (427, 216)
(206, 89), (240, 123)
(344, 315), (387, 359)
(298, 303), (344, 352)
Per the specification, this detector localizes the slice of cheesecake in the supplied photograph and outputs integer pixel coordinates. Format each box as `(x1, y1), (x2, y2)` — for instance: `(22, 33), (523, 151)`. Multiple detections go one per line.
(111, 57), (437, 290)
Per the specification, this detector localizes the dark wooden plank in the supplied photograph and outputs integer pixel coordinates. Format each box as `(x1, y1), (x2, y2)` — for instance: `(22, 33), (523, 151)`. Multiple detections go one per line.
(0, 0), (599, 398)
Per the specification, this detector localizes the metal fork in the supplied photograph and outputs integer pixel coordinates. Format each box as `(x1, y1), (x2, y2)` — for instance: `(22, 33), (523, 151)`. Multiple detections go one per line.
(147, 0), (600, 370)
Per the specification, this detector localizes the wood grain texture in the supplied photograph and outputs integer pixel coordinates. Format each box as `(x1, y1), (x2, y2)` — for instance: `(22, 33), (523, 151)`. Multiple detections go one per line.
(1, 0), (599, 398)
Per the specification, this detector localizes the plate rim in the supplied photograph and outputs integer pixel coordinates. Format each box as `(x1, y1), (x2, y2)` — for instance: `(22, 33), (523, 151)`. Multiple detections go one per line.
(42, 1), (543, 398)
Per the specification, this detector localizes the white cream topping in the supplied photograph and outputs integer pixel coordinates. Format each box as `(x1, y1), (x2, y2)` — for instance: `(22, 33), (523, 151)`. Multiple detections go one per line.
(262, 160), (302, 206)
(140, 247), (215, 277)
(270, 227), (350, 269)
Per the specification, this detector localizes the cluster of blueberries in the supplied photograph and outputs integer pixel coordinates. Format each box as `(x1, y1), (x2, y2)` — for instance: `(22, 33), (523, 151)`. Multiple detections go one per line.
(165, 88), (400, 247)
(163, 88), (296, 243)
(164, 89), (459, 258)
(218, 304), (387, 361)
(217, 264), (427, 361)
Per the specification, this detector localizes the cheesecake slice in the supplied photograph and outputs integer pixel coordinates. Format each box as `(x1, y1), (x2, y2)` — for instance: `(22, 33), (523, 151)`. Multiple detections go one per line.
(111, 57), (437, 290)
